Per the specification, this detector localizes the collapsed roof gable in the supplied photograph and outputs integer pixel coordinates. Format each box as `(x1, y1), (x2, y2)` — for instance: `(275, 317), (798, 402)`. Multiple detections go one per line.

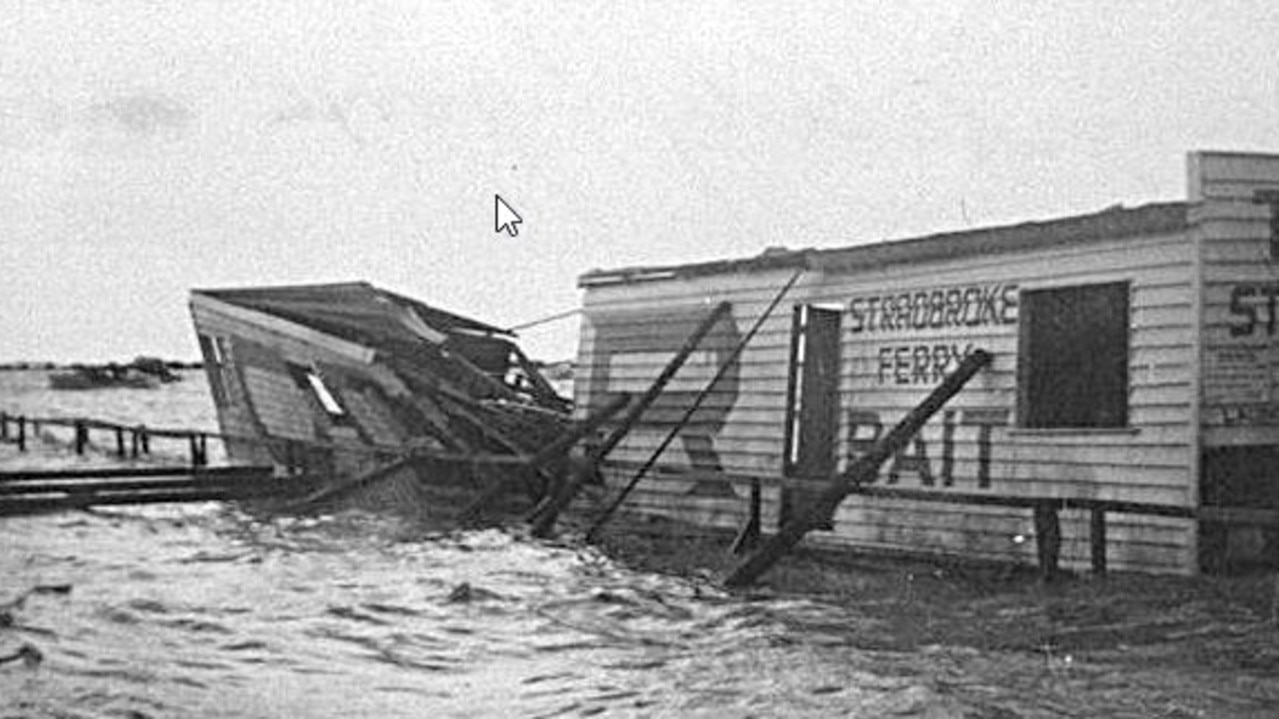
(192, 281), (512, 350)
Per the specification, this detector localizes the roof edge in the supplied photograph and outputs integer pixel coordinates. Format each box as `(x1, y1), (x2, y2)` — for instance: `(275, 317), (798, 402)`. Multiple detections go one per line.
(578, 201), (1188, 288)
(188, 292), (378, 364)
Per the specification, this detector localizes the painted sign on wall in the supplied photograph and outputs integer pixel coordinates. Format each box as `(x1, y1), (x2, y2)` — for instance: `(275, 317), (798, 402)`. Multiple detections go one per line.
(847, 407), (1010, 489)
(849, 283), (1019, 334)
(1228, 282), (1279, 337)
(586, 306), (742, 479)
(850, 283), (1017, 385)
(1204, 345), (1271, 405)
(1207, 282), (1279, 427)
(876, 343), (977, 385)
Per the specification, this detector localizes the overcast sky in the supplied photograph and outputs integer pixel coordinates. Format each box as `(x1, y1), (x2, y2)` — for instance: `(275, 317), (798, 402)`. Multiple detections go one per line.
(2, 1), (1277, 364)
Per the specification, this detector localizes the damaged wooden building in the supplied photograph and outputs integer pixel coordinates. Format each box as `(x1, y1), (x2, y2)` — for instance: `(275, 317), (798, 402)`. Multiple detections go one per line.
(189, 281), (576, 517)
(575, 150), (1279, 575)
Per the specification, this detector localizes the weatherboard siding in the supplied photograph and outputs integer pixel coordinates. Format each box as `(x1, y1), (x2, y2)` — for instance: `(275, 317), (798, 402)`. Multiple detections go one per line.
(191, 295), (410, 476)
(1190, 152), (1279, 448)
(579, 226), (1200, 573)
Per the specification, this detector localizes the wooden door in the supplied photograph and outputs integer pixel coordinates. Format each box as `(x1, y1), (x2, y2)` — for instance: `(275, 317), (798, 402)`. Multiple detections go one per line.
(784, 305), (842, 478)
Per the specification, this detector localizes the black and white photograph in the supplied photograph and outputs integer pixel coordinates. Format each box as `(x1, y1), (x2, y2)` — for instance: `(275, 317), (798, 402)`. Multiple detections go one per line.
(3, 2), (1279, 716)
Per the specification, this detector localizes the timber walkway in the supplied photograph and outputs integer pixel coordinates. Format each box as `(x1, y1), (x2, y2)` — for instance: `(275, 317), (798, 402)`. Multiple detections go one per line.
(0, 465), (292, 516)
(0, 411), (301, 516)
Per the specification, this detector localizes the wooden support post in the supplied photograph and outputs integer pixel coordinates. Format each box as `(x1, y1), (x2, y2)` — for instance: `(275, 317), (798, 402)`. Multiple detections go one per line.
(1, 412), (8, 441)
(528, 302), (733, 537)
(456, 393), (632, 524)
(116, 427), (126, 457)
(439, 346), (524, 403)
(130, 429), (140, 458)
(595, 301), (733, 460)
(510, 345), (569, 409)
(729, 477), (762, 555)
(189, 435), (200, 468)
(1090, 507), (1108, 575)
(525, 394), (631, 472)
(286, 440), (300, 474)
(140, 427), (150, 454)
(74, 421), (87, 454)
(16, 416), (26, 452)
(587, 268), (808, 542)
(1035, 502), (1062, 582)
(723, 349), (993, 588)
(198, 434), (208, 466)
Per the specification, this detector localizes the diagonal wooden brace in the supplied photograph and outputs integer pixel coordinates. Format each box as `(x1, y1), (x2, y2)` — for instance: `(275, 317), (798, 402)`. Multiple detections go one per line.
(724, 349), (993, 588)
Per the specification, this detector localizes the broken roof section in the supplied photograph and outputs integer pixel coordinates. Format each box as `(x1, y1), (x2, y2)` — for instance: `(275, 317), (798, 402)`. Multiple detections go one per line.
(192, 280), (568, 410)
(579, 201), (1189, 287)
(193, 281), (513, 351)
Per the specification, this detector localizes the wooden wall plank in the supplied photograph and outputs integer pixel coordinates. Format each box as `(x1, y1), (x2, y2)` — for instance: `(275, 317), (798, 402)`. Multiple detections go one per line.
(579, 206), (1203, 573)
(1191, 151), (1279, 459)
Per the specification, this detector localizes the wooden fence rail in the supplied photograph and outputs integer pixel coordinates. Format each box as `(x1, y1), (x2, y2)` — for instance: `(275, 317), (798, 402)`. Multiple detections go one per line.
(0, 409), (564, 474)
(0, 411), (211, 466)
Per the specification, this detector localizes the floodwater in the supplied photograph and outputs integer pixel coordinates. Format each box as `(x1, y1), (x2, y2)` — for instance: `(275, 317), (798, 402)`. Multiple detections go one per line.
(1, 370), (1276, 717)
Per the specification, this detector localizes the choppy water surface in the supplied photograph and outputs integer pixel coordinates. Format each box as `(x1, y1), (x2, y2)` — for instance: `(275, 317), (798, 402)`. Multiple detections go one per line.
(2, 503), (978, 718)
(1, 370), (952, 718)
(2, 370), (1276, 717)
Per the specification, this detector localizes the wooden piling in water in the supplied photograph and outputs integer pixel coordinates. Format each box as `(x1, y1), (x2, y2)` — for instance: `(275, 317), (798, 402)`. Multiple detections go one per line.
(1034, 502), (1062, 582)
(115, 427), (126, 457)
(74, 421), (87, 454)
(1090, 508), (1108, 575)
(729, 477), (762, 555)
(16, 416), (26, 452)
(456, 392), (632, 524)
(723, 349), (993, 588)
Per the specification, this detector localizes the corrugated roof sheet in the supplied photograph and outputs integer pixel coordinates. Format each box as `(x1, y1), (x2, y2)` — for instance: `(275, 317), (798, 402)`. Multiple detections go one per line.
(192, 281), (512, 350)
(579, 201), (1189, 287)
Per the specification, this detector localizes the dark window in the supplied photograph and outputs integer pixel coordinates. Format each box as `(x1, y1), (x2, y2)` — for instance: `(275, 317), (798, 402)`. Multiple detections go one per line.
(1018, 282), (1129, 428)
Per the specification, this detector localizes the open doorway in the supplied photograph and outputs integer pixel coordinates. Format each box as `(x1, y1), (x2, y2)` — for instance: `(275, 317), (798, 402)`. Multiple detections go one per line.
(782, 305), (842, 526)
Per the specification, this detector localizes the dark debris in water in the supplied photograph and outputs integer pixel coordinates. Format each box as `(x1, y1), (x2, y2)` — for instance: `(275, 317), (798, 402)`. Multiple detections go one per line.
(220, 640), (268, 652)
(1, 583), (72, 615)
(445, 582), (502, 604)
(0, 642), (43, 669)
(326, 605), (391, 625)
(361, 602), (421, 617)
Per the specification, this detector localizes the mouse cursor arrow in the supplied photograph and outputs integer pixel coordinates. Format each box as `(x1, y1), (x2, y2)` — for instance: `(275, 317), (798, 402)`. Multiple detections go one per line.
(495, 194), (522, 237)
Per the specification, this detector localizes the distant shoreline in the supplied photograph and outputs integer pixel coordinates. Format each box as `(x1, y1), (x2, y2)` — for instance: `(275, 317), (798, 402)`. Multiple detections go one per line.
(0, 360), (203, 372)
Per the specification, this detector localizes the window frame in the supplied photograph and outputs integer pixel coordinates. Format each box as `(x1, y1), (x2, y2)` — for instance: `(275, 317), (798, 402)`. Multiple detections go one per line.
(286, 363), (350, 421)
(1016, 281), (1131, 430)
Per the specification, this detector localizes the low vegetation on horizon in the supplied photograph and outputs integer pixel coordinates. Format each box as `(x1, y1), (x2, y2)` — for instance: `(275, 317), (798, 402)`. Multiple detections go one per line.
(0, 358), (203, 371)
